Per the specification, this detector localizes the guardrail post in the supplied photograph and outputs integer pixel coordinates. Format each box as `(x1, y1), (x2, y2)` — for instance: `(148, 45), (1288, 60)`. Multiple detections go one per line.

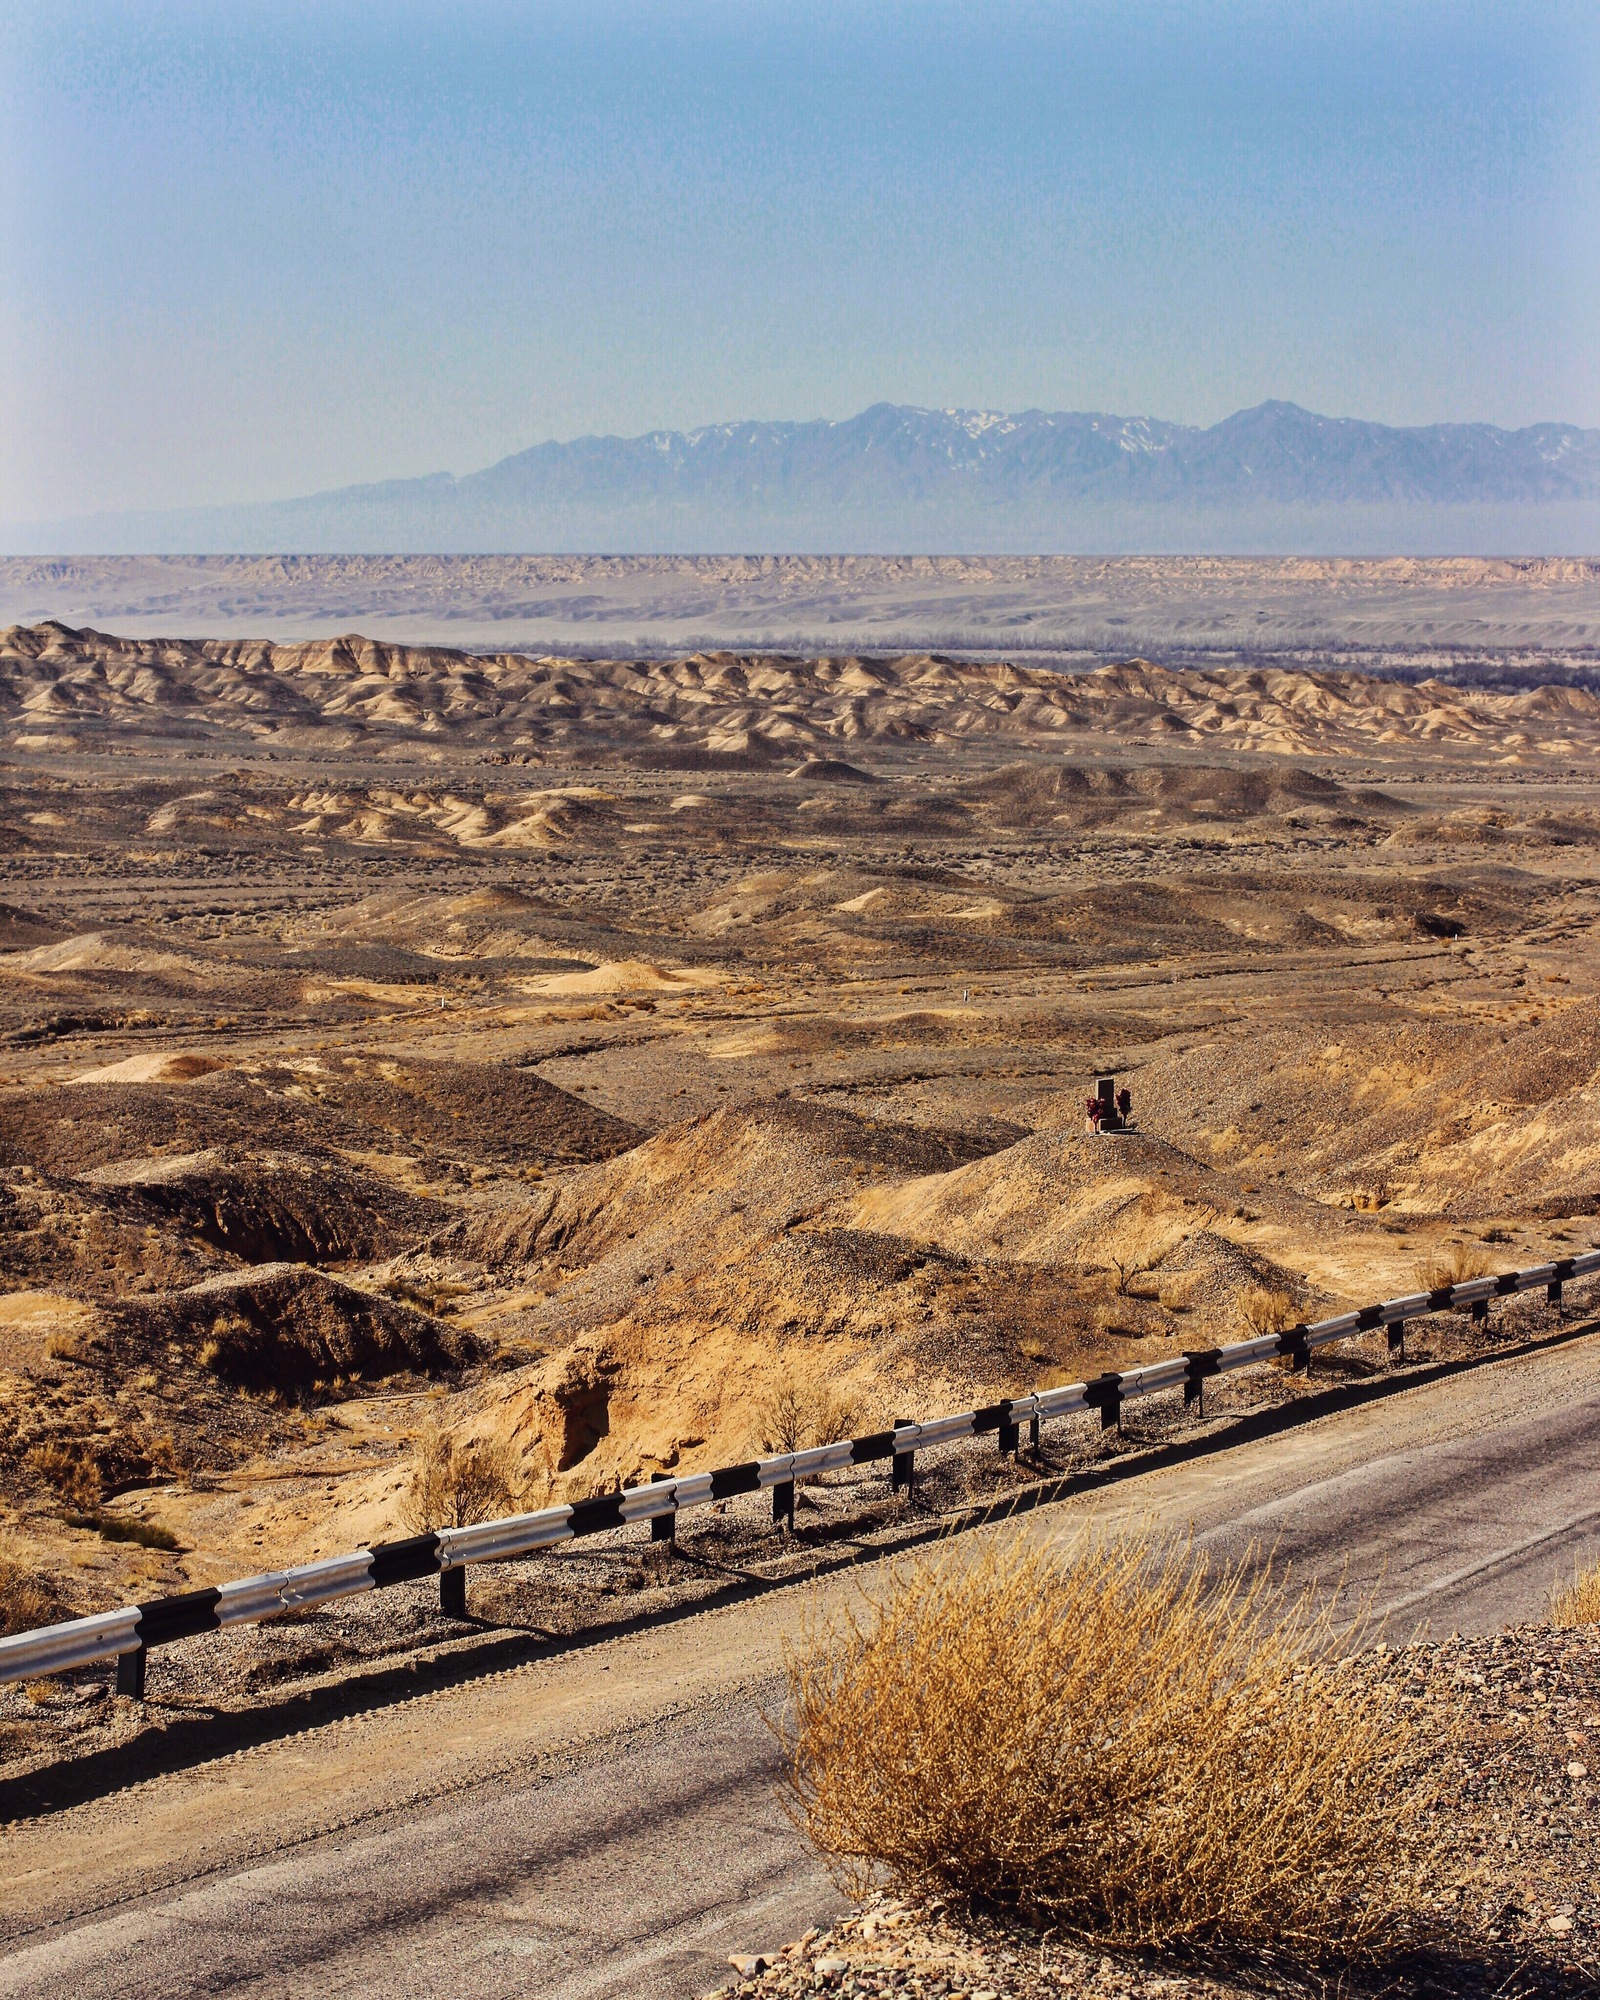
(772, 1478), (795, 1531)
(1547, 1280), (1563, 1306)
(891, 1418), (914, 1498)
(1471, 1299), (1489, 1325)
(1387, 1320), (1406, 1361)
(997, 1413), (1018, 1457)
(650, 1472), (676, 1544)
(439, 1565), (468, 1619)
(116, 1643), (147, 1700)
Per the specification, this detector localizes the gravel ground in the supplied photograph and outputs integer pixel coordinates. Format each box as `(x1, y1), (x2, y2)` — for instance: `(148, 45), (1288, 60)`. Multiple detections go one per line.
(700, 1625), (1600, 2000)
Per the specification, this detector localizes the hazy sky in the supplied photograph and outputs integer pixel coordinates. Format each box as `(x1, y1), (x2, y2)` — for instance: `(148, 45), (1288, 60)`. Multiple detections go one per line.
(2, 0), (1596, 520)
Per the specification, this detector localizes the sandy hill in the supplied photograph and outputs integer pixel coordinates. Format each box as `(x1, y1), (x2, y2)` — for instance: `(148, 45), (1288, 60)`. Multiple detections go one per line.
(4, 622), (1598, 763)
(0, 1055), (638, 1179)
(1126, 997), (1600, 1216)
(409, 1100), (1377, 1500)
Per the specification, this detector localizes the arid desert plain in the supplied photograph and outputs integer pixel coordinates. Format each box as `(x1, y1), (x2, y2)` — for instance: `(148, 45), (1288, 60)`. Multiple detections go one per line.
(3, 573), (1600, 1777)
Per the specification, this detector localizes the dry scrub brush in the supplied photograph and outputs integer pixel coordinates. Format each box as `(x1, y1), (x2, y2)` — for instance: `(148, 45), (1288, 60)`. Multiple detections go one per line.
(778, 1535), (1434, 1956)
(1550, 1555), (1600, 1627)
(1100, 1204), (1192, 1296)
(753, 1372), (863, 1457)
(0, 1558), (69, 1638)
(1416, 1241), (1495, 1292)
(1239, 1283), (1298, 1337)
(402, 1427), (525, 1531)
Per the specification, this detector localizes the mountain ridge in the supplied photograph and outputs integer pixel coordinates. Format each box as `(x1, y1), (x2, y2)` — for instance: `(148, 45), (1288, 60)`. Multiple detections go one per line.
(8, 401), (1600, 557)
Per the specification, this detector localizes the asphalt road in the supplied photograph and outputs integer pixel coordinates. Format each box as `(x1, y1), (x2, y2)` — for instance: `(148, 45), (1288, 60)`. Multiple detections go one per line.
(1200, 1382), (1600, 1640)
(3, 1325), (1597, 2000)
(0, 1696), (827, 2000)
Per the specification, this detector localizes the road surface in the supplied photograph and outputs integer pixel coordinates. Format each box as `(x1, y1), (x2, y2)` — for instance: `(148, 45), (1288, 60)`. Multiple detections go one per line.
(2, 1324), (1597, 1999)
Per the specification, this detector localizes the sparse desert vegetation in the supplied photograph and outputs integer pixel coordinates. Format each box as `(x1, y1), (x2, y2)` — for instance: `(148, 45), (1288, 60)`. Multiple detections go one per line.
(780, 1537), (1431, 1955)
(752, 1373), (865, 1458)
(0, 614), (1597, 1700)
(1418, 1242), (1498, 1292)
(402, 1425), (527, 1532)
(1551, 1556), (1600, 1628)
(1237, 1282), (1300, 1336)
(0, 1559), (67, 1639)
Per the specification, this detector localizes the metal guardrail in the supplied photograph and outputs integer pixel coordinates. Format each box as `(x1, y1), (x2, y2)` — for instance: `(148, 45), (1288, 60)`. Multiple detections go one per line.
(3, 1250), (1596, 1693)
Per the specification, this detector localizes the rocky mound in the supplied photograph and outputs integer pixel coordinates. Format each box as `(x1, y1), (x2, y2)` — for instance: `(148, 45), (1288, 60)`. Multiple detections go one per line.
(0, 1169), (233, 1300)
(82, 1149), (452, 1266)
(1134, 998), (1600, 1216)
(0, 1055), (638, 1178)
(0, 903), (72, 951)
(958, 758), (1401, 828)
(421, 1103), (1360, 1498)
(453, 1099), (1006, 1275)
(110, 1264), (470, 1396)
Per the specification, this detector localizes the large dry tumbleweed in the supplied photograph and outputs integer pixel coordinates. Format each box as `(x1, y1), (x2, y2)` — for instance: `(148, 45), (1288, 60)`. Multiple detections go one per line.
(778, 1534), (1434, 1955)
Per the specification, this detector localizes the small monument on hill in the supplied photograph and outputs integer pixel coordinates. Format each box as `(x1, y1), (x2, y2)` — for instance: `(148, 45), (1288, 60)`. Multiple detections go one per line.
(1085, 1074), (1135, 1134)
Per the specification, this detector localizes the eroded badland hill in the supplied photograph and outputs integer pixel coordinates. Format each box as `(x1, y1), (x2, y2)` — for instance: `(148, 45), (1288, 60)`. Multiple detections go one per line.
(2, 618), (1599, 1641)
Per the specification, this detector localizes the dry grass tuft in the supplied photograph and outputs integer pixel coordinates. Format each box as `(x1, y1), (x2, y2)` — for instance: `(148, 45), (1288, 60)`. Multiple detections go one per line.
(24, 1441), (103, 1510)
(1550, 1556), (1600, 1627)
(0, 1558), (70, 1638)
(402, 1427), (525, 1531)
(1417, 1241), (1495, 1292)
(753, 1372), (863, 1456)
(1239, 1283), (1298, 1336)
(779, 1535), (1432, 1955)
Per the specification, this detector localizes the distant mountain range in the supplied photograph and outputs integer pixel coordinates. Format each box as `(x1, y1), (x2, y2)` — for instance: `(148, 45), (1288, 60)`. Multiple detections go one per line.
(9, 402), (1600, 555)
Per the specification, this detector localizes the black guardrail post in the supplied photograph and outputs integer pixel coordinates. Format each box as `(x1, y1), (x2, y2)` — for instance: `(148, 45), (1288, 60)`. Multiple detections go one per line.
(891, 1418), (914, 1498)
(973, 1401), (1016, 1456)
(650, 1471), (676, 1544)
(440, 1565), (468, 1619)
(1083, 1375), (1123, 1433)
(1387, 1319), (1406, 1360)
(116, 1643), (146, 1699)
(1279, 1325), (1313, 1372)
(772, 1479), (795, 1530)
(1183, 1350), (1221, 1416)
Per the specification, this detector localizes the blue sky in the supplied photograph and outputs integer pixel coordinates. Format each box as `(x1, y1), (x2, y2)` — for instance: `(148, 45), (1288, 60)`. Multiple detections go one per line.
(2, 0), (1596, 519)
